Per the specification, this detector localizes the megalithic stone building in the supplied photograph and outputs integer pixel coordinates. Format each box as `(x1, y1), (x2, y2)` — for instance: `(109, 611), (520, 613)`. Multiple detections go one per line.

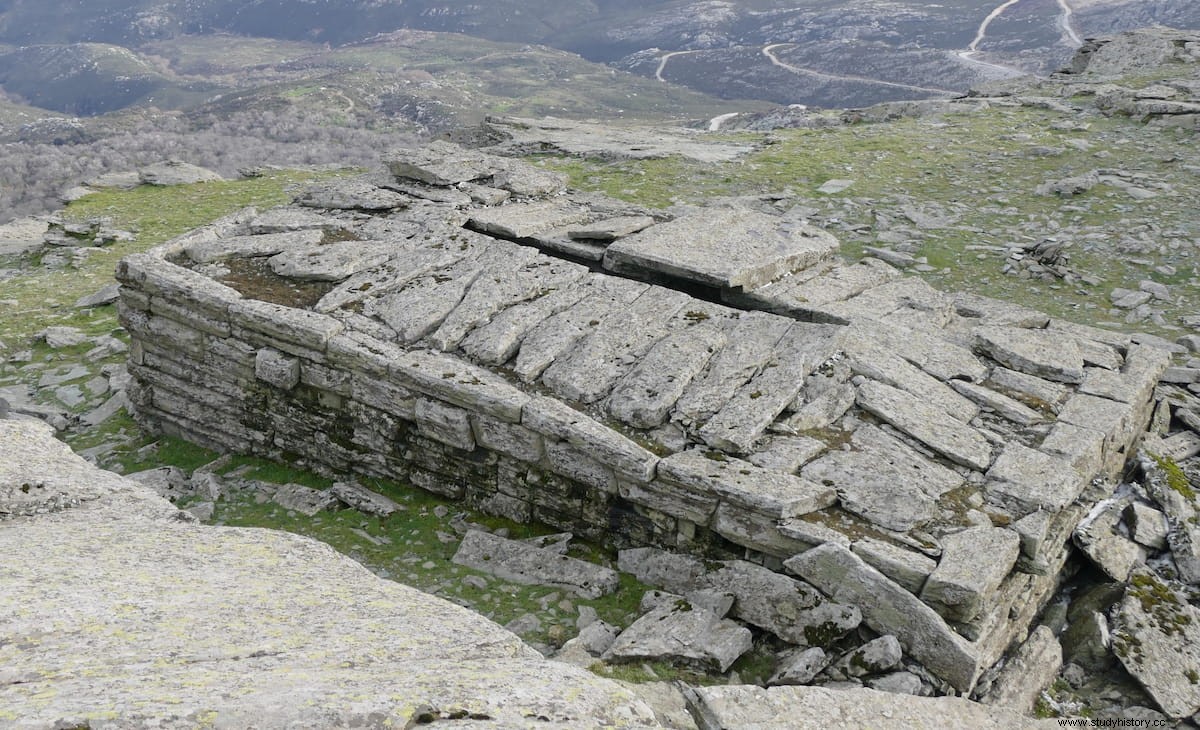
(116, 142), (1169, 694)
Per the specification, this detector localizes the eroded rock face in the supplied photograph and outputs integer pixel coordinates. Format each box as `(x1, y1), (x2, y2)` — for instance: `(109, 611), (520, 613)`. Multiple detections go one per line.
(0, 421), (659, 728)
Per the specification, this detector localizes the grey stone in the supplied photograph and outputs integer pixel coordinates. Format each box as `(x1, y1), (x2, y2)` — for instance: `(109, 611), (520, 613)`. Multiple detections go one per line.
(974, 326), (1086, 384)
(469, 201), (590, 240)
(685, 684), (1057, 730)
(74, 283), (122, 308)
(604, 208), (838, 292)
(38, 326), (87, 348)
(522, 396), (659, 481)
(845, 340), (980, 423)
(529, 229), (609, 261)
(673, 312), (793, 425)
(828, 635), (903, 679)
(269, 242), (397, 282)
(700, 323), (841, 455)
(1125, 502), (1170, 550)
(1167, 522), (1200, 584)
(985, 442), (1088, 516)
(616, 547), (708, 595)
(987, 367), (1068, 410)
(540, 286), (690, 405)
(855, 380), (993, 471)
(980, 625), (1062, 714)
(384, 141), (494, 186)
(851, 538), (938, 595)
(138, 160), (223, 186)
(780, 382), (857, 432)
(1038, 422), (1106, 477)
(1111, 574), (1200, 718)
(490, 161), (568, 197)
(568, 216), (655, 241)
(950, 381), (1044, 425)
(459, 277), (592, 366)
(706, 560), (861, 647)
(920, 527), (1019, 623)
(391, 348), (530, 423)
(368, 267), (482, 344)
(254, 348), (300, 390)
(658, 449), (836, 520)
(248, 207), (349, 234)
(472, 414), (543, 463)
(1073, 498), (1146, 582)
(271, 483), (340, 516)
(295, 178), (408, 211)
(746, 435), (826, 474)
(125, 465), (192, 502)
(413, 398), (475, 451)
(608, 323), (727, 429)
(801, 425), (962, 532)
(458, 182), (510, 206)
(785, 544), (979, 693)
(603, 599), (752, 672)
(329, 481), (401, 518)
(80, 391), (128, 428)
(866, 671), (925, 695)
(512, 276), (648, 382)
(573, 620), (619, 656)
(768, 647), (829, 686)
(452, 530), (619, 599)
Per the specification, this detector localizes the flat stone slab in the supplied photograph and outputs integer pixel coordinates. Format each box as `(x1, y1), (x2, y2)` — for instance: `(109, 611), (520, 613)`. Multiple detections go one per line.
(855, 380), (993, 471)
(801, 425), (963, 532)
(451, 530), (619, 599)
(269, 241), (397, 282)
(919, 527), (1020, 623)
(785, 543), (980, 693)
(568, 215), (656, 241)
(603, 208), (838, 292)
(659, 449), (836, 519)
(384, 141), (493, 186)
(1111, 574), (1200, 719)
(185, 230), (325, 263)
(985, 442), (1088, 516)
(974, 326), (1086, 384)
(603, 599), (752, 672)
(468, 201), (590, 240)
(329, 481), (401, 517)
(607, 322), (728, 429)
(295, 178), (409, 211)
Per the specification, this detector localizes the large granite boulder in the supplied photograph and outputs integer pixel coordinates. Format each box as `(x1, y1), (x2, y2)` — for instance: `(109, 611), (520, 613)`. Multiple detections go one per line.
(0, 421), (658, 727)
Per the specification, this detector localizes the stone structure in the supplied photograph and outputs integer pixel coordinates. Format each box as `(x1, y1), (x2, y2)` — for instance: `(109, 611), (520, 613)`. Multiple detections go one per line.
(116, 143), (1170, 695)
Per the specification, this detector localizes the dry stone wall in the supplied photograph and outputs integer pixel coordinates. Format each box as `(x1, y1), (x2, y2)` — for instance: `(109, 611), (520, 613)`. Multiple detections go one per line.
(117, 142), (1171, 694)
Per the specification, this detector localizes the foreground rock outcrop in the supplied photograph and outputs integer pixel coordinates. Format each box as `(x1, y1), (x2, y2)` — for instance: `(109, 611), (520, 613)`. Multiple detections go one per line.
(0, 420), (659, 728)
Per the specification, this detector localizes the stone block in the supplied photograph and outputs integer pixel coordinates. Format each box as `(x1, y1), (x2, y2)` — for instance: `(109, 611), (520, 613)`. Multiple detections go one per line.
(472, 414), (543, 463)
(452, 529), (619, 599)
(659, 449), (835, 520)
(603, 600), (752, 673)
(919, 527), (1020, 623)
(850, 538), (937, 595)
(413, 398), (476, 451)
(544, 440), (616, 492)
(254, 348), (300, 391)
(522, 396), (658, 482)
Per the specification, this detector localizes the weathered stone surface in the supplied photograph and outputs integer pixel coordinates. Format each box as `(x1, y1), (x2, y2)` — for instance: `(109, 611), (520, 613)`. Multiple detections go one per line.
(767, 647), (829, 686)
(254, 347), (300, 390)
(801, 425), (962, 532)
(1073, 498), (1146, 582)
(851, 538), (937, 595)
(541, 286), (690, 404)
(744, 258), (900, 313)
(413, 397), (476, 450)
(184, 230), (325, 263)
(490, 160), (568, 197)
(295, 178), (408, 211)
(745, 435), (826, 474)
(459, 277), (592, 365)
(845, 340), (980, 423)
(329, 481), (401, 517)
(706, 560), (861, 647)
(268, 241), (397, 282)
(659, 449), (836, 520)
(452, 530), (619, 599)
(951, 381), (1044, 425)
(384, 142), (493, 186)
(469, 200), (590, 240)
(828, 635), (903, 679)
(568, 215), (656, 241)
(607, 324), (727, 429)
(700, 324), (840, 455)
(785, 544), (979, 692)
(392, 348), (530, 423)
(980, 625), (1062, 714)
(987, 366), (1068, 409)
(603, 599), (752, 672)
(513, 276), (648, 382)
(855, 380), (993, 471)
(1111, 573), (1200, 718)
(920, 527), (1020, 623)
(974, 326), (1086, 384)
(604, 208), (838, 292)
(0, 422), (656, 728)
(780, 382), (856, 432)
(1125, 501), (1169, 550)
(673, 311), (793, 425)
(270, 482), (340, 516)
(248, 207), (348, 234)
(686, 685), (1058, 730)
(985, 442), (1088, 516)
(523, 396), (659, 481)
(138, 160), (223, 186)
(617, 547), (709, 595)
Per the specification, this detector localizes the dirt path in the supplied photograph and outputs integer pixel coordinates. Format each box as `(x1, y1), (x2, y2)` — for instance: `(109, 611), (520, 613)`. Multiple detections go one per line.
(762, 44), (958, 95)
(655, 50), (700, 82)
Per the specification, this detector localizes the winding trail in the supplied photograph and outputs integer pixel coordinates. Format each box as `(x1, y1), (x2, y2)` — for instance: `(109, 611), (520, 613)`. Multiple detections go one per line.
(1057, 0), (1082, 47)
(762, 44), (958, 95)
(655, 50), (700, 82)
(954, 0), (1031, 78)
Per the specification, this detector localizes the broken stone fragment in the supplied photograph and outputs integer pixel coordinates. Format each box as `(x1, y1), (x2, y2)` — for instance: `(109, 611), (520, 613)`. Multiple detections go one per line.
(767, 647), (829, 686)
(979, 625), (1062, 714)
(329, 481), (401, 518)
(973, 326), (1085, 384)
(919, 527), (1020, 624)
(567, 215), (656, 242)
(270, 483), (340, 517)
(452, 530), (619, 599)
(603, 597), (752, 672)
(826, 635), (903, 680)
(1110, 572), (1200, 718)
(1073, 497), (1147, 582)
